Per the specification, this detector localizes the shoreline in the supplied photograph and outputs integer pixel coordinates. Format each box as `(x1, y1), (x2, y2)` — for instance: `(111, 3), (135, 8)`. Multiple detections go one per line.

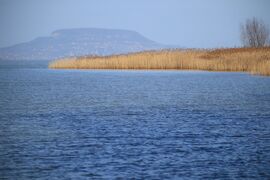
(49, 47), (270, 76)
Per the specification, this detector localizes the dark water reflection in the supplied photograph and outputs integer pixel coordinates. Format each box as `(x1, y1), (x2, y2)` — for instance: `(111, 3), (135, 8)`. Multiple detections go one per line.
(0, 63), (270, 179)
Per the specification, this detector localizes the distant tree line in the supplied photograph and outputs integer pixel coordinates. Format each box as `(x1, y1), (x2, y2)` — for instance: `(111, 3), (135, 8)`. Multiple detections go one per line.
(241, 17), (269, 47)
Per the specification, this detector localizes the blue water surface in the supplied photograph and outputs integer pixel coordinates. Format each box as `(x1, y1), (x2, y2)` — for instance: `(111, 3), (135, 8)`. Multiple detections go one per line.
(0, 61), (270, 179)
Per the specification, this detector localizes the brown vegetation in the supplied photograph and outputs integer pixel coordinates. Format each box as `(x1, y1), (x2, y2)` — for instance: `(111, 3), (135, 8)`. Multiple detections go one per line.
(49, 47), (270, 76)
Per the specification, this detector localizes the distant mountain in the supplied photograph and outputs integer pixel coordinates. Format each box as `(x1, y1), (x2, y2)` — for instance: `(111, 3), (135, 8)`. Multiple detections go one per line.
(0, 28), (166, 60)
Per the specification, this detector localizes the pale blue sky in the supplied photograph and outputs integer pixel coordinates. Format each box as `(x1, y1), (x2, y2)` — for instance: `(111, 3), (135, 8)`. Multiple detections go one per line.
(0, 0), (269, 48)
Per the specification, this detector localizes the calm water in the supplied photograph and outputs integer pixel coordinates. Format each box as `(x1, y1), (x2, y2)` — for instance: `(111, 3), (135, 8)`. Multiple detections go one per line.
(0, 61), (270, 179)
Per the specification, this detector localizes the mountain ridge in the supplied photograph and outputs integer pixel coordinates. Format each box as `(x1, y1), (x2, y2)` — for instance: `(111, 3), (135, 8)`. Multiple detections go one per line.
(0, 28), (167, 60)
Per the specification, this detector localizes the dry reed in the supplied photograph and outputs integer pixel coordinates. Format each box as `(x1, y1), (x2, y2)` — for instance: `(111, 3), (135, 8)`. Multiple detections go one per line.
(49, 47), (270, 76)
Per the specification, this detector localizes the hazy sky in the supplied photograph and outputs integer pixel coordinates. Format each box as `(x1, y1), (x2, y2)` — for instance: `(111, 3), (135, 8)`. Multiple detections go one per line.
(0, 0), (269, 48)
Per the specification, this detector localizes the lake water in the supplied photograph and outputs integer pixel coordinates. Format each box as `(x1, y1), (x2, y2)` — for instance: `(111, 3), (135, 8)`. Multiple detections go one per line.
(0, 61), (270, 179)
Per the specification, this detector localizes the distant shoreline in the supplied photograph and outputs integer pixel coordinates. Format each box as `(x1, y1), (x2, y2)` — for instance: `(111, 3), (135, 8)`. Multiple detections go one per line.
(49, 47), (270, 76)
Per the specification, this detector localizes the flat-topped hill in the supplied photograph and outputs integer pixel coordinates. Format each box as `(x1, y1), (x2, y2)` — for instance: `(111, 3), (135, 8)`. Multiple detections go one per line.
(0, 28), (165, 60)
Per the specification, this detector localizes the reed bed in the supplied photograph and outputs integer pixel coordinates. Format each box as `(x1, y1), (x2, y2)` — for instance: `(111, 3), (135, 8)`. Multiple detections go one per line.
(49, 47), (270, 76)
